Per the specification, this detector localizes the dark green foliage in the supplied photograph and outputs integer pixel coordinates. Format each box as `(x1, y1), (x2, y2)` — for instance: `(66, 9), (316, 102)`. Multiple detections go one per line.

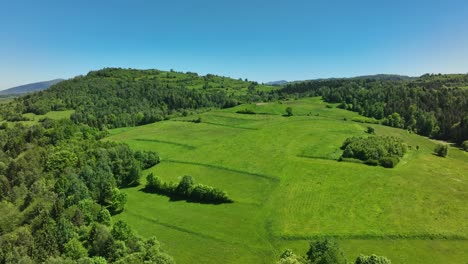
(145, 174), (233, 204)
(462, 140), (468, 151)
(382, 112), (405, 128)
(8, 68), (268, 129)
(341, 136), (407, 168)
(236, 108), (256, 114)
(108, 188), (128, 214)
(378, 156), (399, 168)
(46, 150), (78, 172)
(285, 107), (293, 116)
(280, 74), (468, 143)
(355, 254), (392, 264)
(111, 220), (133, 241)
(306, 239), (347, 264)
(97, 209), (112, 226)
(434, 144), (448, 157)
(366, 126), (375, 134)
(63, 238), (88, 260)
(364, 159), (379, 166)
(175, 175), (195, 196)
(0, 119), (173, 263)
(189, 184), (233, 204)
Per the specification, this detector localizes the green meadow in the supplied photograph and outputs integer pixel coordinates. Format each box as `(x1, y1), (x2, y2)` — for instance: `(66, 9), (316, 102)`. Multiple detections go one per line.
(106, 97), (468, 263)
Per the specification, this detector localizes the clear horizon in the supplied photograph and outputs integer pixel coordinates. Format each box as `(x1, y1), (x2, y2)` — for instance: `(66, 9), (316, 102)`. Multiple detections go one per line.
(1, 0), (468, 89)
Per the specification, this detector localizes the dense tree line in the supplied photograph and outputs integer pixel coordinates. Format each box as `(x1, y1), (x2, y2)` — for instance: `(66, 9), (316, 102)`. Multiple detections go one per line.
(279, 74), (468, 144)
(0, 119), (172, 263)
(340, 136), (407, 168)
(277, 239), (391, 264)
(145, 174), (233, 204)
(2, 68), (277, 129)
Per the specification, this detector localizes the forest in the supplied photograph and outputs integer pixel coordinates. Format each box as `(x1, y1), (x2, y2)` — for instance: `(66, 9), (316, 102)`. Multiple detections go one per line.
(0, 68), (273, 129)
(279, 74), (468, 144)
(0, 119), (174, 263)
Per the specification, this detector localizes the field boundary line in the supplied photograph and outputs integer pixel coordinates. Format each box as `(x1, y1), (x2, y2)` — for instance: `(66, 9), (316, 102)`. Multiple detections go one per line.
(134, 138), (196, 149)
(163, 159), (279, 182)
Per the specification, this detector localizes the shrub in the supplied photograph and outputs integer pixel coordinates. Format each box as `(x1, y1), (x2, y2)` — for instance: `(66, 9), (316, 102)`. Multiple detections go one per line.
(462, 140), (468, 151)
(175, 175), (195, 197)
(378, 156), (399, 168)
(351, 117), (380, 124)
(134, 150), (160, 169)
(340, 136), (406, 168)
(306, 239), (347, 264)
(145, 175), (232, 204)
(236, 109), (256, 114)
(285, 107), (293, 116)
(434, 144), (448, 157)
(366, 126), (375, 134)
(355, 254), (391, 264)
(146, 173), (163, 191)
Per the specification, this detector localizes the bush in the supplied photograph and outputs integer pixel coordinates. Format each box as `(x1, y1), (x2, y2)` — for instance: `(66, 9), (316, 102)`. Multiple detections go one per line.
(462, 140), (468, 151)
(351, 117), (380, 124)
(134, 150), (160, 169)
(366, 127), (375, 134)
(285, 107), (293, 116)
(145, 174), (232, 204)
(236, 109), (256, 114)
(434, 144), (448, 157)
(306, 239), (347, 264)
(341, 136), (406, 168)
(355, 254), (391, 264)
(378, 156), (399, 168)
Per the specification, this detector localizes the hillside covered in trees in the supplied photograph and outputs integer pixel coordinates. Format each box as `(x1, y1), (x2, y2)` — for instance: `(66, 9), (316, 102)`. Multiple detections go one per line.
(279, 73), (468, 144)
(1, 68), (274, 129)
(0, 119), (174, 263)
(3, 69), (467, 145)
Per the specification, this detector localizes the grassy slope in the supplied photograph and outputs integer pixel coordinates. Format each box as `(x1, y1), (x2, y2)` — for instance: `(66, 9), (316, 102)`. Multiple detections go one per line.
(107, 97), (468, 264)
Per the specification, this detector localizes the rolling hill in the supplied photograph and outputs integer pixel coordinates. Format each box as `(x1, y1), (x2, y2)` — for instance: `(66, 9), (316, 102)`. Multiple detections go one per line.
(0, 79), (64, 95)
(0, 68), (467, 263)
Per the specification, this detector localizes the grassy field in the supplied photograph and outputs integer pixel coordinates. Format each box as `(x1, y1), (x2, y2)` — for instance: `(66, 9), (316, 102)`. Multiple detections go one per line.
(106, 97), (468, 263)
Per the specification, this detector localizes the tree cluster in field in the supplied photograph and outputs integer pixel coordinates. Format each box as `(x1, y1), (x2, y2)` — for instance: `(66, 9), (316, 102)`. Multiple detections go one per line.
(280, 74), (468, 144)
(0, 119), (173, 263)
(340, 136), (407, 168)
(277, 239), (391, 264)
(3, 68), (276, 129)
(146, 174), (233, 204)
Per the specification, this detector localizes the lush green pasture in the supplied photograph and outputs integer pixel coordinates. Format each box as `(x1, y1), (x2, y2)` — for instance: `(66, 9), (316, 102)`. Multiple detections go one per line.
(107, 97), (468, 263)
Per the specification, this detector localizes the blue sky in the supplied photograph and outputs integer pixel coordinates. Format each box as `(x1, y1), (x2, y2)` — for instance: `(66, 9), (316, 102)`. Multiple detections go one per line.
(1, 0), (468, 89)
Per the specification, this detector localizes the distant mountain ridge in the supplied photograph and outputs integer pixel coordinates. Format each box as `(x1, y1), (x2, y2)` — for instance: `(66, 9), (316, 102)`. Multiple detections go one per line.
(0, 79), (64, 95)
(266, 80), (288, 86)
